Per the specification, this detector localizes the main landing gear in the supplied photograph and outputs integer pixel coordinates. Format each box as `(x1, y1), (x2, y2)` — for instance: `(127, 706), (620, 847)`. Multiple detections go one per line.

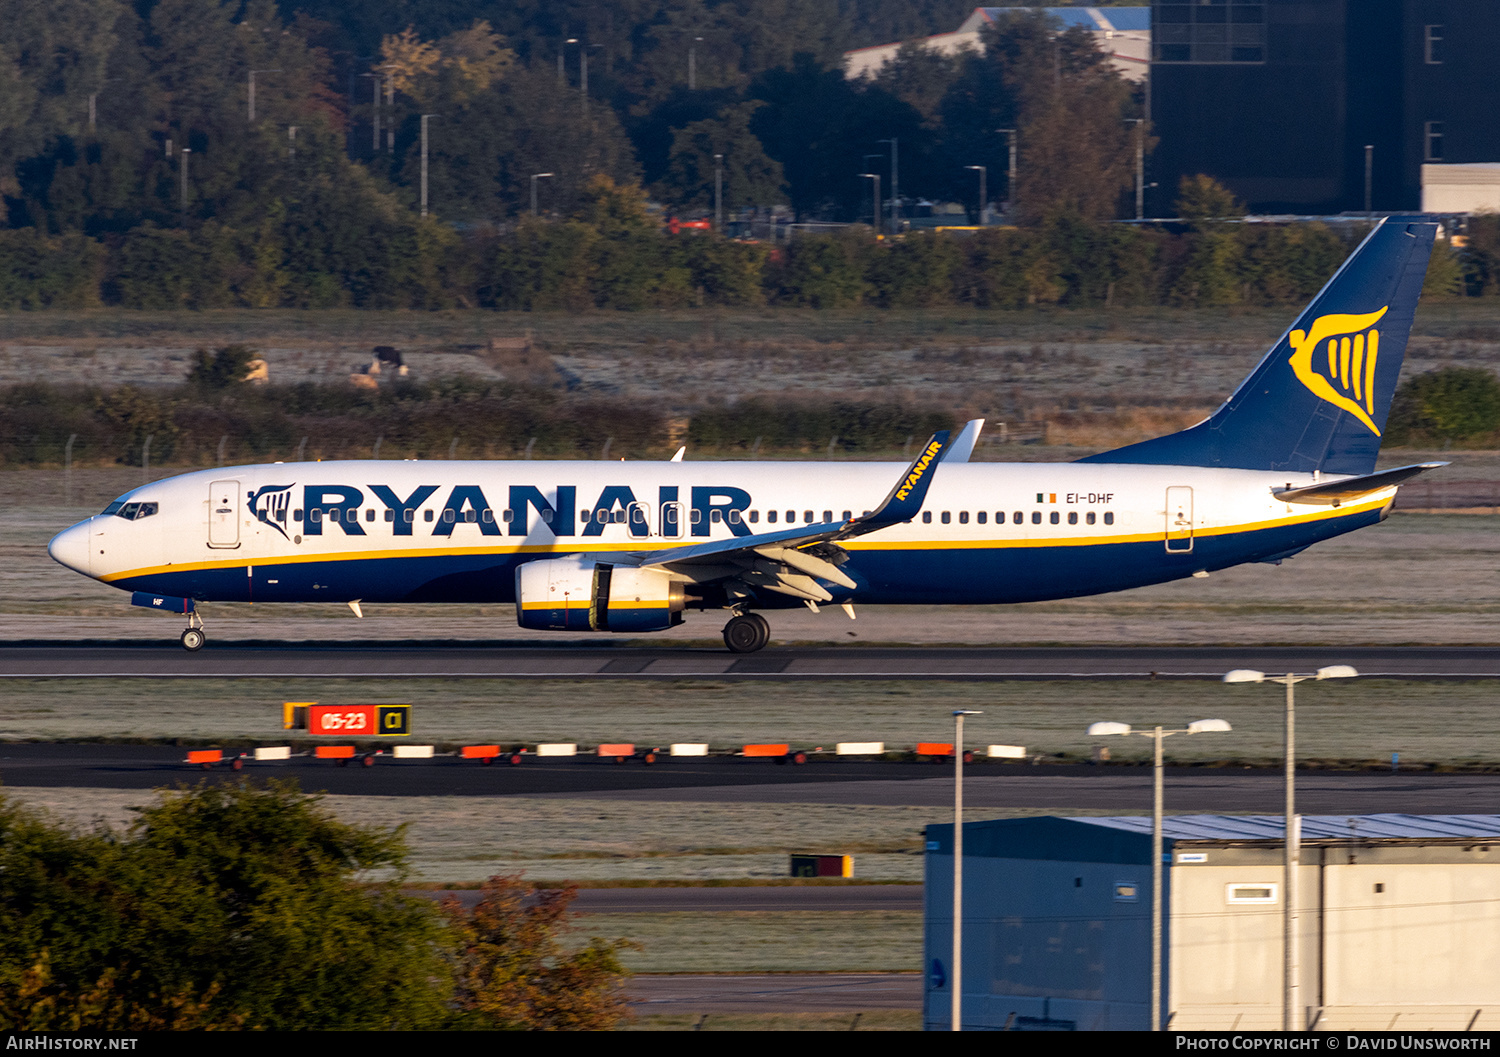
(722, 612), (770, 654)
(180, 611), (206, 652)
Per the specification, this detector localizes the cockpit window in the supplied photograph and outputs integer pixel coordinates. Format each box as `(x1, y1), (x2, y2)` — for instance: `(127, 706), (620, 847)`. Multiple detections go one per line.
(113, 502), (158, 521)
(102, 501), (125, 515)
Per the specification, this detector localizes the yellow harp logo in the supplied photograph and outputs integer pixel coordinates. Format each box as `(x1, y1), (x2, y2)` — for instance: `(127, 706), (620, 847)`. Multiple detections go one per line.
(1287, 306), (1389, 436)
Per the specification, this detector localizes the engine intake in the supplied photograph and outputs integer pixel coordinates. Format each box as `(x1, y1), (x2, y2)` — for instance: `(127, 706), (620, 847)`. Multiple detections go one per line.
(515, 558), (684, 633)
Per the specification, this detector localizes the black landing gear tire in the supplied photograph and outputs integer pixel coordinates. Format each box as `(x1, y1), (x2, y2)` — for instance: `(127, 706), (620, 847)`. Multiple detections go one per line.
(723, 613), (770, 654)
(180, 628), (206, 652)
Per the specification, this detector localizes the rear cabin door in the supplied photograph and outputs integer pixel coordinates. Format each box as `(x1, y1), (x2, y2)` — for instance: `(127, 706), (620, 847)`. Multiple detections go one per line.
(1165, 486), (1193, 553)
(208, 481), (241, 548)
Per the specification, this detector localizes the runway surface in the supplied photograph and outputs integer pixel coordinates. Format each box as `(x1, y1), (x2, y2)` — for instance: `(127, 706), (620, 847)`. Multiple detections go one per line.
(6, 643), (1500, 679)
(5, 743), (1498, 813)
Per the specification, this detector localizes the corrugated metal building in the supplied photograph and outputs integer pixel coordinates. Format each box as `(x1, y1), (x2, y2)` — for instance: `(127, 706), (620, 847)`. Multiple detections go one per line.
(924, 814), (1500, 1030)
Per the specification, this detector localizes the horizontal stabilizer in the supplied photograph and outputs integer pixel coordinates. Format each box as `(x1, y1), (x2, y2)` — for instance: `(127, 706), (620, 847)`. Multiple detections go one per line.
(1273, 462), (1447, 505)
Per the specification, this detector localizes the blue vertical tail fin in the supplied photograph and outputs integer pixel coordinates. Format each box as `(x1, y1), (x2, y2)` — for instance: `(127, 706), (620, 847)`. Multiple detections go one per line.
(1081, 219), (1438, 474)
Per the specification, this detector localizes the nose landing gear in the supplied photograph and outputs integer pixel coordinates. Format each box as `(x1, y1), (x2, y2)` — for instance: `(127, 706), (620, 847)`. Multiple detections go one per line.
(722, 612), (770, 654)
(180, 611), (206, 651)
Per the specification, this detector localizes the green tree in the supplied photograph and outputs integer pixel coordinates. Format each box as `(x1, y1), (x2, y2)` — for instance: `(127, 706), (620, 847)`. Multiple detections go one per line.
(659, 101), (785, 213)
(1386, 366), (1500, 446)
(0, 782), (453, 1031)
(186, 345), (260, 390)
(1171, 175), (1246, 306)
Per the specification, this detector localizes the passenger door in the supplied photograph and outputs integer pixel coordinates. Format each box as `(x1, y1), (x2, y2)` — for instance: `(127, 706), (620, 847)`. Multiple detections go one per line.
(208, 481), (241, 549)
(1165, 486), (1193, 553)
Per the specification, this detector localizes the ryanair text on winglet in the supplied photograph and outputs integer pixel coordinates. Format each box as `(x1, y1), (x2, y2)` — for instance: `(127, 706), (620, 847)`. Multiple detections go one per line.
(895, 440), (945, 502)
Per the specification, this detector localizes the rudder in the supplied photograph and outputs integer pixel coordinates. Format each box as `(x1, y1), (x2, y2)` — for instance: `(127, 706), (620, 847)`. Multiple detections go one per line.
(1082, 219), (1437, 474)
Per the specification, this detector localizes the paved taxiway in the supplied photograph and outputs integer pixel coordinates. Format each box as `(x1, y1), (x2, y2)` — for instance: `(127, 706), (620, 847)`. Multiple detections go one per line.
(5, 644), (1500, 679)
(4, 744), (1498, 814)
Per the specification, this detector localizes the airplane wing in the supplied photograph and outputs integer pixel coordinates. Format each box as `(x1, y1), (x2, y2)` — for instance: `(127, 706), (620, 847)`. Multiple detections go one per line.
(1272, 462), (1447, 505)
(620, 430), (954, 604)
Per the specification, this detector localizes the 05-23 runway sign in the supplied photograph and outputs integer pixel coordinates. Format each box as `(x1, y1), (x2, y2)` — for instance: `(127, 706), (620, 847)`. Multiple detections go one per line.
(308, 704), (410, 737)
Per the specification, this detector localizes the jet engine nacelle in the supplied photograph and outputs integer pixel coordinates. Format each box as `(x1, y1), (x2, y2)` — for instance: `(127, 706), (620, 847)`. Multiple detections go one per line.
(515, 558), (684, 633)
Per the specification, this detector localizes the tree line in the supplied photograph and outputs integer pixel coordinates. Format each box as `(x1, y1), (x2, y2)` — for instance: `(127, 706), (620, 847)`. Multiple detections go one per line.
(3, 2), (1142, 241)
(0, 180), (1478, 312)
(0, 782), (633, 1030)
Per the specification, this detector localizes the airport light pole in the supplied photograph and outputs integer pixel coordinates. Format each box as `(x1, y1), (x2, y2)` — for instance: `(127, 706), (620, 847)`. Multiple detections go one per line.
(1129, 118), (1145, 220)
(689, 36), (703, 89)
(998, 128), (1017, 217)
(859, 173), (880, 230)
(964, 165), (986, 225)
(531, 172), (554, 217)
(1223, 665), (1358, 1032)
(714, 153), (723, 232)
(419, 114), (438, 217)
(951, 709), (981, 1032)
(878, 138), (899, 234)
(248, 69), (281, 123)
(1088, 718), (1231, 1031)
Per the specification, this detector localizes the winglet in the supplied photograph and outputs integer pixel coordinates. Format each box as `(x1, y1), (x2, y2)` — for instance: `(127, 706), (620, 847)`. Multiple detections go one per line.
(670, 446), (686, 463)
(840, 429), (951, 535)
(942, 419), (984, 463)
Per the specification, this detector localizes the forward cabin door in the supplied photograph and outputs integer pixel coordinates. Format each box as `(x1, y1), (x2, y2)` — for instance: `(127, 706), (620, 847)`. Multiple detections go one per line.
(208, 481), (241, 548)
(1165, 486), (1194, 553)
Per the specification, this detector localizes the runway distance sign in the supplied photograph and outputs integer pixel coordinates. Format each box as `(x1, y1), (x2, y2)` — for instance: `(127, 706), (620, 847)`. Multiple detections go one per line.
(308, 704), (411, 737)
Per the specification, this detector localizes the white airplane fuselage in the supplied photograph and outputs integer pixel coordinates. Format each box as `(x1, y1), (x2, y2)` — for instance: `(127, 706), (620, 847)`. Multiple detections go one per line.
(48, 459), (1391, 610)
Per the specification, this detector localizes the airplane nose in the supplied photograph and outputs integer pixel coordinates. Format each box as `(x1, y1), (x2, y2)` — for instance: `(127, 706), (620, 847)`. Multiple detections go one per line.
(48, 520), (93, 577)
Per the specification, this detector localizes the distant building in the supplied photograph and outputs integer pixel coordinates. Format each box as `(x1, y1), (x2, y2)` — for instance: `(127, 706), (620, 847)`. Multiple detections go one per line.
(925, 814), (1500, 1031)
(1150, 0), (1500, 215)
(843, 7), (1150, 83)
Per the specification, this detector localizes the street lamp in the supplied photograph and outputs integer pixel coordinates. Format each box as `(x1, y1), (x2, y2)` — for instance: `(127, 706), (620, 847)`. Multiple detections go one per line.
(877, 138), (899, 234)
(964, 165), (986, 225)
(178, 147), (191, 212)
(997, 129), (1017, 217)
(689, 36), (703, 89)
(360, 72), (380, 153)
(951, 709), (982, 1032)
(419, 114), (438, 216)
(528, 170), (552, 215)
(248, 69), (281, 123)
(1128, 118), (1145, 220)
(858, 173), (880, 230)
(1222, 665), (1357, 1032)
(1087, 717), (1232, 1031)
(714, 153), (723, 232)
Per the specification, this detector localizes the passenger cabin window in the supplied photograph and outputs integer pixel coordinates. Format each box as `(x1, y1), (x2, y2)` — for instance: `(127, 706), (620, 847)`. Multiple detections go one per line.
(1013, 511), (1022, 524)
(1050, 512), (1060, 525)
(424, 509), (434, 522)
(366, 508), (376, 522)
(941, 512), (951, 524)
(803, 510), (813, 523)
(785, 510), (794, 522)
(1031, 511), (1041, 525)
(842, 510), (852, 521)
(1104, 512), (1115, 526)
(822, 510), (832, 522)
(959, 511), (969, 524)
(767, 510), (778, 524)
(385, 509), (395, 522)
(922, 511), (933, 524)
(1086, 512), (1096, 525)
(977, 512), (987, 524)
(1068, 512), (1078, 525)
(750, 510), (760, 524)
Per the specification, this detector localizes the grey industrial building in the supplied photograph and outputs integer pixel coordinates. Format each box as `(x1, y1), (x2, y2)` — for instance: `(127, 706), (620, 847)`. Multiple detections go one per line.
(1149, 0), (1500, 215)
(924, 814), (1500, 1030)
